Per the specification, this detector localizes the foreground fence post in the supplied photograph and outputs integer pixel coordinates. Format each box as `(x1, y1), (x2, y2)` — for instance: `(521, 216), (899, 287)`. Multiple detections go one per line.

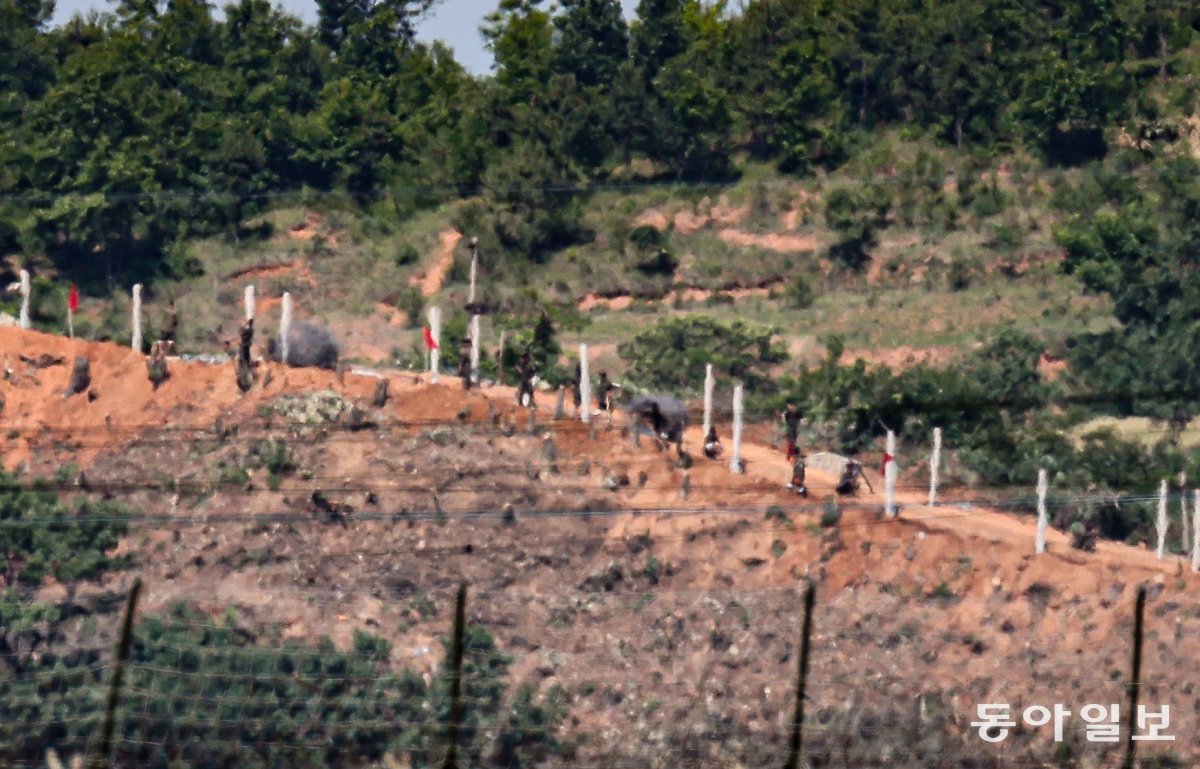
(729, 383), (744, 474)
(884, 430), (897, 518)
(1036, 468), (1048, 555)
(443, 583), (468, 769)
(280, 292), (293, 365)
(18, 269), (30, 330)
(579, 343), (590, 424)
(428, 306), (441, 384)
(928, 427), (941, 507)
(1121, 586), (1147, 769)
(1156, 479), (1168, 560)
(130, 284), (143, 352)
(92, 578), (142, 769)
(702, 363), (714, 439)
(784, 583), (816, 769)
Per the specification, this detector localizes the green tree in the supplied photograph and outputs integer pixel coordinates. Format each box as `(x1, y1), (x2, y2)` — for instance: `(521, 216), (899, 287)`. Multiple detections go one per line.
(824, 181), (891, 270)
(618, 316), (787, 394)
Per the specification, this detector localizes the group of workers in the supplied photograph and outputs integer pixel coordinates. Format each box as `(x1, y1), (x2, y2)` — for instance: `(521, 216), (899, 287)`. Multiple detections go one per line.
(781, 401), (872, 497)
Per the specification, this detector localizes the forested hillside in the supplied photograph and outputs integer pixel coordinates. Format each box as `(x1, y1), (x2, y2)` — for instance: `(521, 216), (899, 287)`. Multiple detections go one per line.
(3, 0), (1200, 282)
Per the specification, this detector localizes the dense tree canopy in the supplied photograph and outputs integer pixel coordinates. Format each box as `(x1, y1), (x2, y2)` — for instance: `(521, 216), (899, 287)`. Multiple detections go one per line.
(0, 0), (1198, 282)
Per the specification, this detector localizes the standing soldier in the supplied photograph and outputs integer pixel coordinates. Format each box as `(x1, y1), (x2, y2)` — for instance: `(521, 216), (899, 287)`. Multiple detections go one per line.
(161, 299), (178, 355)
(571, 362), (582, 414)
(597, 371), (618, 412)
(781, 401), (803, 462)
(458, 336), (472, 390)
(239, 317), (254, 369)
(516, 348), (536, 407)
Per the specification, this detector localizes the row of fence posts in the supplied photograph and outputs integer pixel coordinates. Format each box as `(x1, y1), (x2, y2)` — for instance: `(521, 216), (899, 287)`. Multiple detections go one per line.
(415, 325), (1200, 568)
(50, 279), (1200, 570)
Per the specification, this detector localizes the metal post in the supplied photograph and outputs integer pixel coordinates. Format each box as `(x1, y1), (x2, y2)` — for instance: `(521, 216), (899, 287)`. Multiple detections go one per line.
(18, 269), (30, 330)
(702, 363), (714, 439)
(1193, 489), (1200, 573)
(784, 583), (817, 769)
(130, 284), (142, 352)
(1180, 472), (1189, 556)
(1156, 479), (1168, 560)
(884, 430), (897, 518)
(1120, 586), (1147, 769)
(280, 292), (293, 365)
(928, 427), (942, 507)
(92, 578), (143, 769)
(428, 306), (441, 383)
(1035, 468), (1048, 555)
(442, 583), (468, 769)
(729, 383), (744, 474)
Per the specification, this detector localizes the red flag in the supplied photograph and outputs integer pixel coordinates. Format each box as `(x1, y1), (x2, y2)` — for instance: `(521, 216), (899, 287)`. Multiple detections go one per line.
(68, 284), (79, 313)
(423, 325), (438, 351)
(880, 452), (894, 477)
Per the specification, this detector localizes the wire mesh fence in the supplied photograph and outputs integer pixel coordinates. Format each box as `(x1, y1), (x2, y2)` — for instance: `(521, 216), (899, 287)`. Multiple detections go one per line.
(2, 577), (1195, 768)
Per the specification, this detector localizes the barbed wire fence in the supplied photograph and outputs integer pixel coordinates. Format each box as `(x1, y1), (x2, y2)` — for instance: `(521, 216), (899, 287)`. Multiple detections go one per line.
(1, 567), (1194, 768)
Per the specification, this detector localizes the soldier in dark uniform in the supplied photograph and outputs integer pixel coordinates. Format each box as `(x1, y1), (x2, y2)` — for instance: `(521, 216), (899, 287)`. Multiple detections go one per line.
(571, 362), (582, 413)
(458, 336), (472, 390)
(703, 426), (723, 459)
(161, 300), (178, 354)
(781, 402), (803, 462)
(597, 371), (617, 411)
(239, 318), (254, 368)
(835, 459), (874, 496)
(516, 349), (536, 407)
(788, 454), (807, 497)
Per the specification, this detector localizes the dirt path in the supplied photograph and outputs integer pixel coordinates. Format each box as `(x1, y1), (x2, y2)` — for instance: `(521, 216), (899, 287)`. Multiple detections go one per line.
(677, 423), (1182, 577)
(410, 229), (461, 297)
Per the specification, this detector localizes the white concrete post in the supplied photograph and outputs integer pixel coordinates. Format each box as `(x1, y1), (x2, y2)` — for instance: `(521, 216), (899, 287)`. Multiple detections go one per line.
(131, 283), (143, 351)
(702, 363), (715, 439)
(17, 270), (30, 330)
(929, 427), (942, 507)
(1157, 479), (1168, 560)
(280, 292), (293, 364)
(1192, 489), (1200, 572)
(244, 285), (256, 322)
(468, 239), (480, 383)
(579, 343), (591, 424)
(468, 240), (478, 304)
(427, 305), (441, 383)
(729, 383), (744, 474)
(1035, 468), (1048, 555)
(884, 430), (897, 518)
(1181, 472), (1189, 556)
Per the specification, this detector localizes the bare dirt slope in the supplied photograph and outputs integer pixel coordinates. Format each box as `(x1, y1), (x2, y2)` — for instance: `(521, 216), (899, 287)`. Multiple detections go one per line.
(2, 328), (1196, 767)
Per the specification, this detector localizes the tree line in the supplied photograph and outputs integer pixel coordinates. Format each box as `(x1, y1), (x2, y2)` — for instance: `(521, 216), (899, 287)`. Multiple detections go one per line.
(1, 0), (1198, 284)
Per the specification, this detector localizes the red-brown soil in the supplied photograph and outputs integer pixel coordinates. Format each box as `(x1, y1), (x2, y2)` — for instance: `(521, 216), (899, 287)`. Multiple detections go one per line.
(1, 327), (1195, 767)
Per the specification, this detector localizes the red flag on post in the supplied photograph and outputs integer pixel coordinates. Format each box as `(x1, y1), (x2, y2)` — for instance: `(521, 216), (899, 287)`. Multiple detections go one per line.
(68, 284), (79, 313)
(880, 452), (894, 477)
(423, 325), (438, 351)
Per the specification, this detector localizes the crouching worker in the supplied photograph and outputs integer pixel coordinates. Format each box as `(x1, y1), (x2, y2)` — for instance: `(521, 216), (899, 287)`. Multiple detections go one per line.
(835, 459), (874, 496)
(703, 426), (723, 460)
(787, 455), (807, 497)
